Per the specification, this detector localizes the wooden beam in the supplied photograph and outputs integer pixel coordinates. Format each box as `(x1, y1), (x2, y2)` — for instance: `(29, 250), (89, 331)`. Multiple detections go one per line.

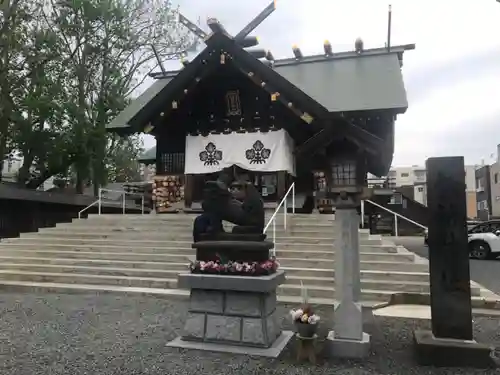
(294, 126), (338, 158)
(234, 0), (277, 41)
(178, 14), (208, 40)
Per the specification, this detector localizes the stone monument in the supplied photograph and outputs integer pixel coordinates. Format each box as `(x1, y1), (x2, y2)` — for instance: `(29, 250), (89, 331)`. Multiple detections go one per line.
(167, 180), (293, 357)
(413, 156), (495, 368)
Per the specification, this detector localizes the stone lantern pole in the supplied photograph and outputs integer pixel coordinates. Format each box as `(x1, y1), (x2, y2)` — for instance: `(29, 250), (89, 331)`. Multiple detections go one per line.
(325, 154), (371, 358)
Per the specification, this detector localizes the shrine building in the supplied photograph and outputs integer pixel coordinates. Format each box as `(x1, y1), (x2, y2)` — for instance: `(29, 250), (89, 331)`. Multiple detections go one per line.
(107, 24), (413, 213)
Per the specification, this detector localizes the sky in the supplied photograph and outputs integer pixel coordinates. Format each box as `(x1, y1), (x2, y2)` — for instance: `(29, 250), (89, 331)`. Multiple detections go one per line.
(141, 0), (500, 167)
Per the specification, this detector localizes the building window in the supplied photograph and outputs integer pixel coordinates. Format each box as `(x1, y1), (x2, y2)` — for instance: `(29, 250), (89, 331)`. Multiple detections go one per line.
(389, 193), (403, 205)
(414, 171), (426, 181)
(477, 200), (489, 210)
(417, 187), (424, 192)
(400, 172), (409, 178)
(495, 173), (499, 184)
(476, 179), (484, 191)
(158, 152), (185, 174)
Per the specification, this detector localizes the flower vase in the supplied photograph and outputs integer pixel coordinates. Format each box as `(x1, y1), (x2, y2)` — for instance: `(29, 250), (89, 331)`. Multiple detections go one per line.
(295, 322), (318, 338)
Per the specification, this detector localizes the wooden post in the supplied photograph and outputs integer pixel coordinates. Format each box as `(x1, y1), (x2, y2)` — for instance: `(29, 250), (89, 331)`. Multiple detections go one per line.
(426, 157), (472, 340)
(184, 174), (193, 208)
(277, 171), (286, 203)
(413, 156), (494, 368)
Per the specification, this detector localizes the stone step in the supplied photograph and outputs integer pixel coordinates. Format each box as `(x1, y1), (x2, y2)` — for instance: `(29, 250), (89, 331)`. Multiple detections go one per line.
(0, 269), (177, 288)
(0, 249), (426, 272)
(66, 219), (351, 230)
(72, 217), (338, 224)
(0, 256), (189, 270)
(0, 263), (437, 294)
(0, 249), (194, 262)
(281, 267), (430, 282)
(278, 253), (414, 268)
(85, 213), (316, 219)
(276, 247), (398, 256)
(0, 269), (441, 301)
(0, 256), (430, 286)
(276, 284), (399, 301)
(278, 281), (481, 298)
(62, 224), (343, 235)
(82, 215), (283, 224)
(13, 235), (384, 246)
(0, 280), (493, 308)
(0, 254), (428, 281)
(45, 226), (370, 239)
(0, 256), (427, 282)
(0, 247), (410, 263)
(0, 237), (384, 251)
(285, 275), (432, 293)
(0, 242), (398, 254)
(0, 263), (188, 278)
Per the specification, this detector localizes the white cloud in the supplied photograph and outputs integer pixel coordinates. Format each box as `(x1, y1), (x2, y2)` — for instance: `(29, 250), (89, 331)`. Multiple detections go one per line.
(142, 0), (500, 166)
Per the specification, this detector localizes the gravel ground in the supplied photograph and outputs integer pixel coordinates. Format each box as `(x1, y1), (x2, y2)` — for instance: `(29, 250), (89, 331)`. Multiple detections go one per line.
(1, 292), (500, 375)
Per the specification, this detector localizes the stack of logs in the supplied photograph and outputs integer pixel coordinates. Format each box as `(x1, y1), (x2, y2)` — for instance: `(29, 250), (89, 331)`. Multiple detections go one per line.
(152, 175), (184, 213)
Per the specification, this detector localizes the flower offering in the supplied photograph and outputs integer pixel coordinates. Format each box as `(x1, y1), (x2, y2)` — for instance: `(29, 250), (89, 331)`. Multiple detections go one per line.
(189, 257), (279, 276)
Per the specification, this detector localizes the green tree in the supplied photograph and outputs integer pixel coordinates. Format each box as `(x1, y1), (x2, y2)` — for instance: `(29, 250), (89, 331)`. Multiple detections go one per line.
(5, 0), (194, 190)
(41, 0), (195, 193)
(0, 0), (37, 180)
(106, 134), (144, 183)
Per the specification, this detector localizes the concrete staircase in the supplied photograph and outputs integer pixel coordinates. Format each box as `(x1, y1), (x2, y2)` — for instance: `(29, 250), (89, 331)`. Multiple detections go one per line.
(0, 213), (485, 304)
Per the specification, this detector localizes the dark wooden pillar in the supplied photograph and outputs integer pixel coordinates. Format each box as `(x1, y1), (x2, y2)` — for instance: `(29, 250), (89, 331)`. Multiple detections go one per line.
(184, 175), (193, 208)
(413, 156), (493, 368)
(277, 171), (286, 202)
(426, 156), (472, 340)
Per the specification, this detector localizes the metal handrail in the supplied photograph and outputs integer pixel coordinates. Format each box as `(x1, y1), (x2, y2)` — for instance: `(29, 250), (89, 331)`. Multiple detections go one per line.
(264, 183), (295, 257)
(77, 187), (145, 219)
(361, 199), (427, 236)
(78, 200), (99, 219)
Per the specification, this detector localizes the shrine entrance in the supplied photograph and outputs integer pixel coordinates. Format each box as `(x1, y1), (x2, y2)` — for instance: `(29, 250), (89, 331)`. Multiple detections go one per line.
(189, 166), (285, 205)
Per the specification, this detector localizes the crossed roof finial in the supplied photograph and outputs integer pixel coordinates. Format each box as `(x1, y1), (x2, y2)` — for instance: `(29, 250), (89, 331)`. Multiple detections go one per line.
(178, 1), (277, 48)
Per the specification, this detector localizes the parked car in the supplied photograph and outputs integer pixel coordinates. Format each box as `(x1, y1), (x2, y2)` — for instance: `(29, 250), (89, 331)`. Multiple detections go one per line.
(424, 220), (500, 260)
(468, 232), (500, 260)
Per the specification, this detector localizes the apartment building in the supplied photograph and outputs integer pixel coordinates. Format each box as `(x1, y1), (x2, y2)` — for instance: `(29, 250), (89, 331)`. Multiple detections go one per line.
(376, 164), (478, 218)
(477, 145), (500, 219)
(490, 162), (500, 218)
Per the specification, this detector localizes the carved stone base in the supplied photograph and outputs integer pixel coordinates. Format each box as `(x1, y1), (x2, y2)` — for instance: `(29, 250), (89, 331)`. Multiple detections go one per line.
(176, 271), (286, 349)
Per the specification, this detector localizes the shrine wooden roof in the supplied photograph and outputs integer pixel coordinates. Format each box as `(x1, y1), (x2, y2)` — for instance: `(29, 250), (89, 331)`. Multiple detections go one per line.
(273, 49), (410, 113)
(107, 35), (413, 134)
(150, 44), (413, 114)
(107, 30), (414, 176)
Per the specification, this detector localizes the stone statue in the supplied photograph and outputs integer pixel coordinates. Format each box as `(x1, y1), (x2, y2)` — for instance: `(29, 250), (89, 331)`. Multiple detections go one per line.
(193, 174), (265, 242)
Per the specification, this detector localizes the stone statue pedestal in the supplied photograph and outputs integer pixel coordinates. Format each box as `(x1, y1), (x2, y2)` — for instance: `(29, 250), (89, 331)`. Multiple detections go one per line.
(167, 238), (293, 357)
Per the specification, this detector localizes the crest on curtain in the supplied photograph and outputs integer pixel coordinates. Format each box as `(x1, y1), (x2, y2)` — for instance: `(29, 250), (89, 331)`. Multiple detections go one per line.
(245, 140), (271, 164)
(199, 142), (223, 166)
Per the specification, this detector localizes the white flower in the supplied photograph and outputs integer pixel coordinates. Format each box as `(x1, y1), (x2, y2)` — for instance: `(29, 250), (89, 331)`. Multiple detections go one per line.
(290, 309), (304, 321)
(308, 314), (320, 324)
(199, 261), (207, 271)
